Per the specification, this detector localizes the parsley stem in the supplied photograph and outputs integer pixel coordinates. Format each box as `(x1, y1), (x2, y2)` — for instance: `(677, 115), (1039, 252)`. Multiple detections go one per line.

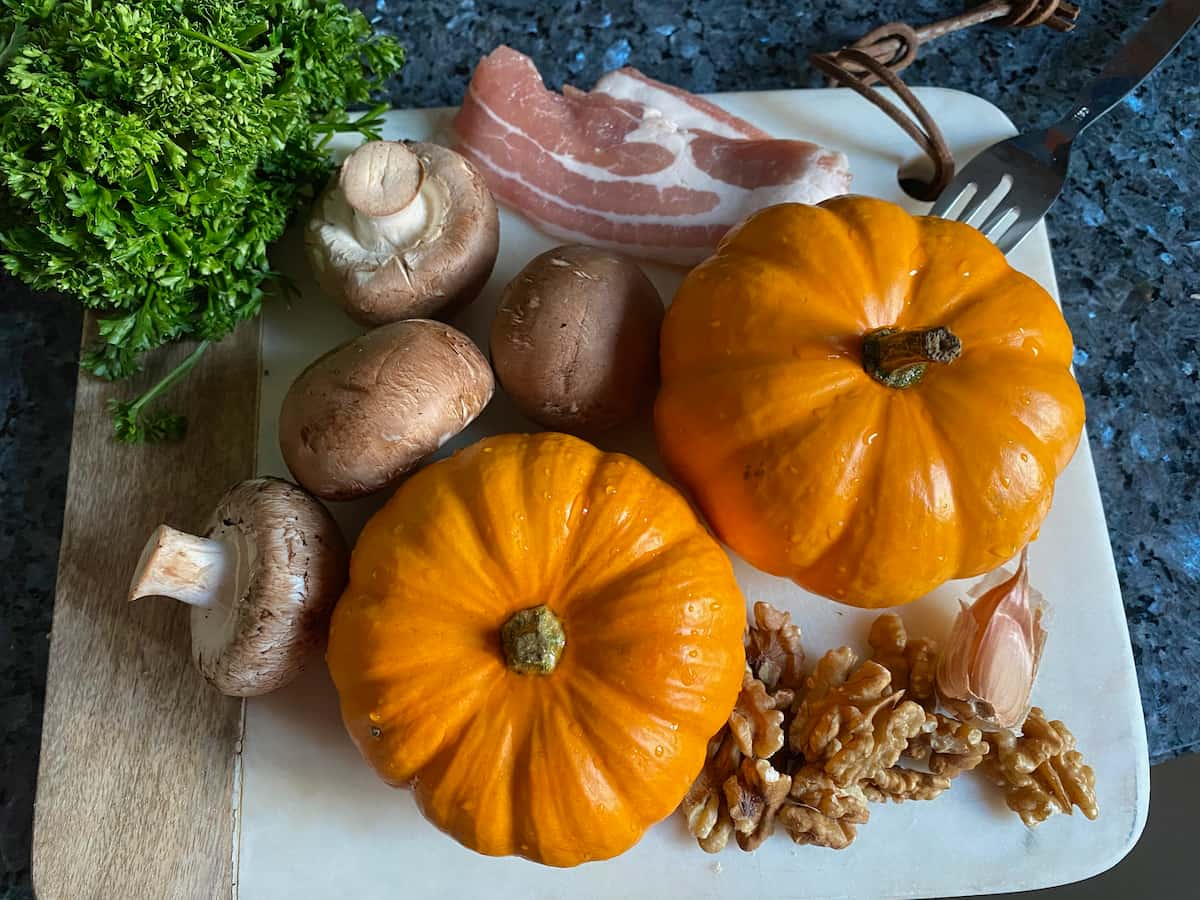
(179, 27), (280, 67)
(126, 340), (211, 417)
(0, 23), (26, 69)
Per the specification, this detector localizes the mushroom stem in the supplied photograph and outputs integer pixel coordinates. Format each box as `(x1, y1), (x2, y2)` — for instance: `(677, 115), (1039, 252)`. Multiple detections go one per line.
(128, 524), (232, 609)
(350, 191), (432, 253)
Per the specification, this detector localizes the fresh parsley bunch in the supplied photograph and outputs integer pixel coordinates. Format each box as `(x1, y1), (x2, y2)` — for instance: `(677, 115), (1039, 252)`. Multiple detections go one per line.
(0, 0), (404, 441)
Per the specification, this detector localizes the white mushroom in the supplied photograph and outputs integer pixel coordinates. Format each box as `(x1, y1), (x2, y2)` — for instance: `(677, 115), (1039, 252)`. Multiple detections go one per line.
(128, 478), (348, 696)
(306, 140), (500, 326)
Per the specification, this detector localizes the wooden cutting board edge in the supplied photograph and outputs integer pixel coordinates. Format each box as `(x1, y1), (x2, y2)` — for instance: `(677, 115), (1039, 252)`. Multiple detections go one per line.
(32, 313), (262, 900)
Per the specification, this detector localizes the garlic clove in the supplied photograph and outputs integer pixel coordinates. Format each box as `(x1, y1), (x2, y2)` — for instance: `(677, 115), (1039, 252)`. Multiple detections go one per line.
(936, 549), (1047, 732)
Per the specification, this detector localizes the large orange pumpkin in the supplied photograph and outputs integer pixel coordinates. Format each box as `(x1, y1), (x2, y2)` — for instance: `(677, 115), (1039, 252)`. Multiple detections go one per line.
(655, 197), (1085, 608)
(326, 432), (746, 866)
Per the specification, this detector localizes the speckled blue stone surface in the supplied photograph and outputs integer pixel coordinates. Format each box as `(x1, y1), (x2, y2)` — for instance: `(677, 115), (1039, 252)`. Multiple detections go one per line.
(2, 2), (1197, 895)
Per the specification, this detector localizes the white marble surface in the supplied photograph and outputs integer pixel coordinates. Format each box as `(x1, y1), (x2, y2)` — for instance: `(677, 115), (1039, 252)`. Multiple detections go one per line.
(242, 91), (1148, 899)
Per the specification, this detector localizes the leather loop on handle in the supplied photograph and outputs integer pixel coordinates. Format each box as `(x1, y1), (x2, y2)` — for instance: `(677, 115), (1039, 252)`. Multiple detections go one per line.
(810, 49), (955, 201)
(811, 0), (1081, 201)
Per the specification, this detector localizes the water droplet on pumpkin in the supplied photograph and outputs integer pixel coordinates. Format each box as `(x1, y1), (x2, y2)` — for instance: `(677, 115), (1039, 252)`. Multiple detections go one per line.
(369, 726), (382, 739)
(1020, 452), (1031, 463)
(368, 711), (381, 723)
(581, 506), (590, 515)
(908, 268), (919, 277)
(1001, 476), (1011, 488)
(605, 485), (617, 495)
(710, 602), (721, 610)
(670, 722), (680, 731)
(482, 446), (494, 453)
(864, 432), (879, 446)
(654, 745), (665, 757)
(1023, 338), (1041, 357)
(688, 649), (699, 658)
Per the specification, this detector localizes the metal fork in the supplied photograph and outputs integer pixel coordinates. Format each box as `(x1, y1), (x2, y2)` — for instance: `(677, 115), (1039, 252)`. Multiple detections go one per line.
(930, 0), (1200, 254)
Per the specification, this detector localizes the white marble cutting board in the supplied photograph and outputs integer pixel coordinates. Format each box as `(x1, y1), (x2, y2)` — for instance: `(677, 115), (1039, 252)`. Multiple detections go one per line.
(243, 89), (1149, 899)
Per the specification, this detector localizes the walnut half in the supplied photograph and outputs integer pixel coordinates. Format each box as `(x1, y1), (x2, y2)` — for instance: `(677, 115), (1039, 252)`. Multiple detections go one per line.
(725, 757), (792, 850)
(680, 731), (740, 853)
(980, 707), (1099, 827)
(746, 600), (805, 691)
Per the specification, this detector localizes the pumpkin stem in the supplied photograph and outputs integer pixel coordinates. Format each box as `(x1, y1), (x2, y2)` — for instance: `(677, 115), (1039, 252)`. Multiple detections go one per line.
(501, 605), (566, 675)
(863, 326), (962, 389)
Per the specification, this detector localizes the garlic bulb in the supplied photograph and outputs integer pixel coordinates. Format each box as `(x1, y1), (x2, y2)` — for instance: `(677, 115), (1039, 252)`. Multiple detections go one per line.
(936, 549), (1047, 732)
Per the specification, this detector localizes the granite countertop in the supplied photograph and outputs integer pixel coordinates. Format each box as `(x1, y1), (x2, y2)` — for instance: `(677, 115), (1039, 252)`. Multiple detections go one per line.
(2, 1), (1197, 896)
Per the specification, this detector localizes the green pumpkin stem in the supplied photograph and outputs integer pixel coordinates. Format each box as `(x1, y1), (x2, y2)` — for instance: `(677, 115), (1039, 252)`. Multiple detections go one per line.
(501, 605), (566, 675)
(863, 326), (962, 389)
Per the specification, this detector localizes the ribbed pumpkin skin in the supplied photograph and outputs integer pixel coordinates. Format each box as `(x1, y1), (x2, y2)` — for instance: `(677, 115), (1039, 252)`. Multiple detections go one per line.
(326, 432), (746, 867)
(655, 197), (1085, 608)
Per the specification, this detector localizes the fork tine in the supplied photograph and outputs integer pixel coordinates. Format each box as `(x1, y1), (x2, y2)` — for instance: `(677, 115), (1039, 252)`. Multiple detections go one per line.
(928, 181), (973, 219)
(977, 203), (1018, 239)
(993, 211), (1042, 255)
(958, 177), (1012, 226)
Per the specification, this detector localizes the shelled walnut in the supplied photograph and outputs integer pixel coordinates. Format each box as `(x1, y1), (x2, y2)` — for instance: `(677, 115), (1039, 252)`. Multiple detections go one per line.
(868, 613), (938, 711)
(782, 765), (870, 849)
(729, 670), (792, 759)
(909, 712), (990, 778)
(680, 731), (741, 853)
(746, 601), (805, 691)
(981, 707), (1099, 827)
(788, 653), (928, 788)
(726, 758), (792, 850)
(679, 603), (1099, 857)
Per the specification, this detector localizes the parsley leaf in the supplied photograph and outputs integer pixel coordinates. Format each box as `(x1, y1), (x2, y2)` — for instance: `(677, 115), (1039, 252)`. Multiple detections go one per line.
(0, 1), (404, 441)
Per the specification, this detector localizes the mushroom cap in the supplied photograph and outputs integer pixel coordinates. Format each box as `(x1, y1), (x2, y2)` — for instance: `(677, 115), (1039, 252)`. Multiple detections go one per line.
(306, 140), (500, 327)
(490, 244), (664, 434)
(192, 478), (348, 696)
(277, 320), (495, 501)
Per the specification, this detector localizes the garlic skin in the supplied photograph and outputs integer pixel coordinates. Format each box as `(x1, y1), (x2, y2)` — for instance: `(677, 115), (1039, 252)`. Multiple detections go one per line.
(936, 549), (1047, 732)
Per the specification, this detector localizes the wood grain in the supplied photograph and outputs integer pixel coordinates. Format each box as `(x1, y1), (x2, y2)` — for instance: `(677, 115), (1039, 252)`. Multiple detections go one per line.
(32, 316), (261, 900)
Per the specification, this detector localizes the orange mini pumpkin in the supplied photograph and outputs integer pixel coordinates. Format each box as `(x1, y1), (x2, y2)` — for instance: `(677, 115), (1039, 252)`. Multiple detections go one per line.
(327, 432), (746, 867)
(655, 197), (1085, 608)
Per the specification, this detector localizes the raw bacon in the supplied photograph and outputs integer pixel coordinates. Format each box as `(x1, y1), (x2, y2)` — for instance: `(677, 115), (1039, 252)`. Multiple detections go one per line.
(590, 67), (769, 140)
(453, 46), (852, 266)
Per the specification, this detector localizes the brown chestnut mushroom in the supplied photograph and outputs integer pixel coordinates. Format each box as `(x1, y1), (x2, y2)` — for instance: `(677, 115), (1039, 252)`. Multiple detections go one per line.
(128, 478), (347, 697)
(278, 319), (494, 501)
(306, 140), (500, 326)
(491, 244), (664, 435)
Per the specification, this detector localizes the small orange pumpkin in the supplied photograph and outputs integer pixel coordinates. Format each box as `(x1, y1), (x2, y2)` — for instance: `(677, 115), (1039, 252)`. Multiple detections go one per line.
(655, 197), (1085, 608)
(327, 432), (746, 866)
